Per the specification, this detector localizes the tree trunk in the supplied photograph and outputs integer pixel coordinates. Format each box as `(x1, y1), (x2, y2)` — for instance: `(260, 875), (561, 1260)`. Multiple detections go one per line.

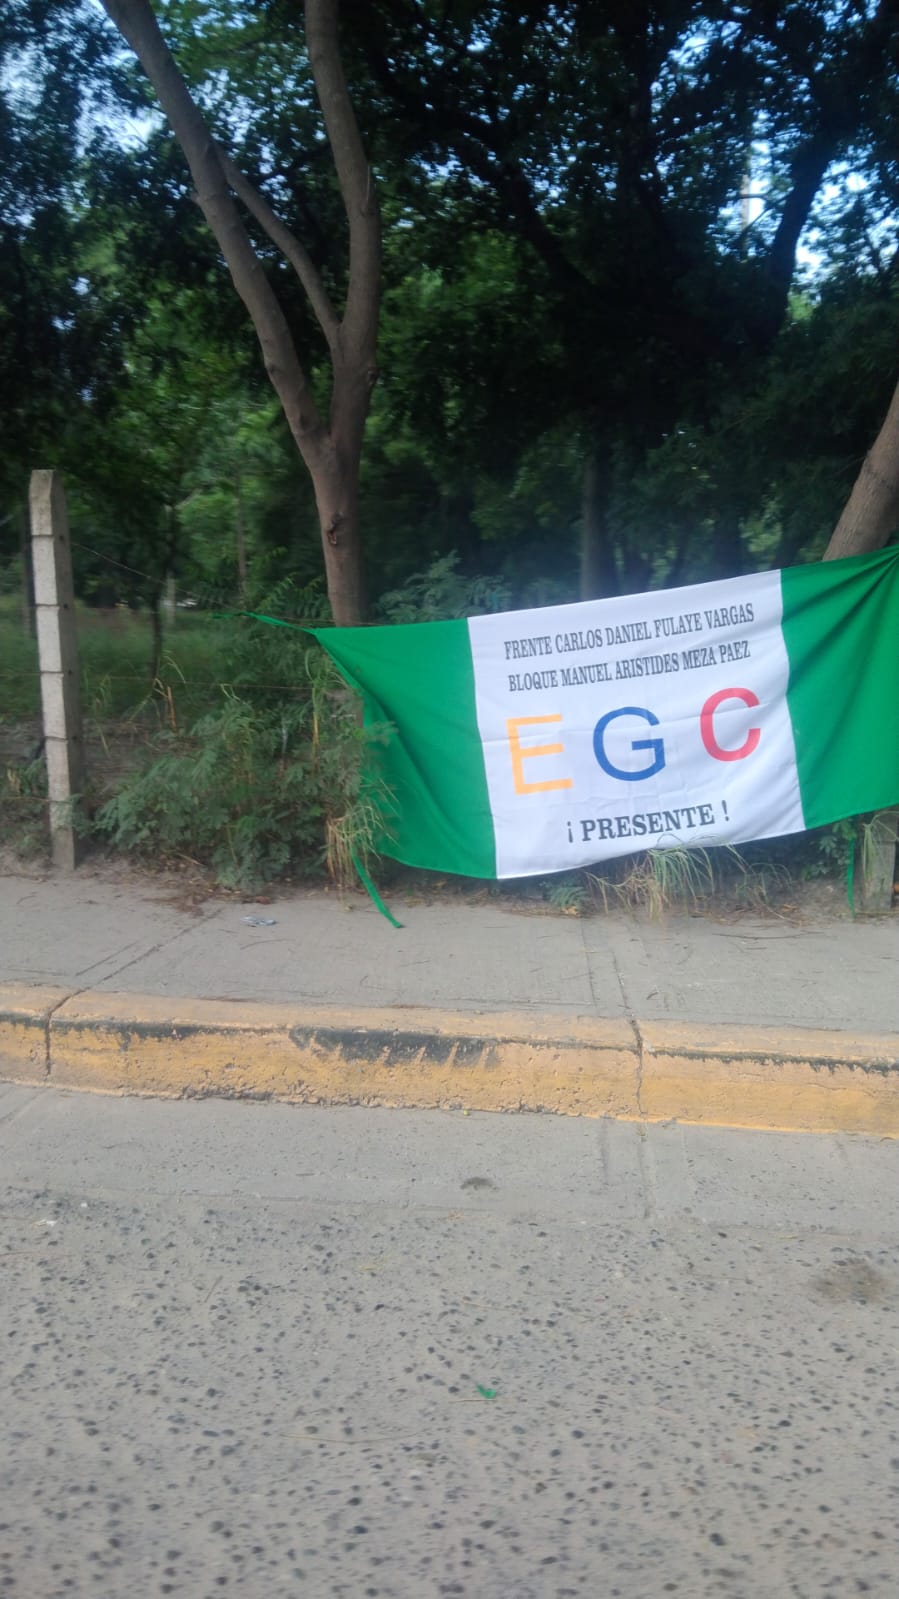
(163, 570), (176, 629)
(150, 587), (163, 683)
(824, 374), (899, 559)
(709, 518), (745, 580)
(234, 468), (247, 603)
(305, 0), (379, 623)
(309, 443), (366, 625)
(18, 500), (35, 637)
(579, 448), (619, 599)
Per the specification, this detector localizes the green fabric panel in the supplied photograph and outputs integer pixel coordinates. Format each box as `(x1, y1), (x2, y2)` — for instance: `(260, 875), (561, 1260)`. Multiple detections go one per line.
(781, 545), (899, 829)
(310, 618), (497, 878)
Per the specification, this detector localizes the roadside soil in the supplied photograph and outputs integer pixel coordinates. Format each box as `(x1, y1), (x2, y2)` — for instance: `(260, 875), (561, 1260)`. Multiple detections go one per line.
(0, 839), (875, 926)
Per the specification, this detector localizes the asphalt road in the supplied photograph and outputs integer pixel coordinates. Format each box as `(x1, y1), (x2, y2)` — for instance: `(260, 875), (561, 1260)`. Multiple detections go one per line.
(1, 1085), (898, 1599)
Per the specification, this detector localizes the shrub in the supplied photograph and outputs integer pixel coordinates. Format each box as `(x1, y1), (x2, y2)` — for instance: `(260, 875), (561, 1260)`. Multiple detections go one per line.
(94, 636), (382, 890)
(376, 553), (511, 623)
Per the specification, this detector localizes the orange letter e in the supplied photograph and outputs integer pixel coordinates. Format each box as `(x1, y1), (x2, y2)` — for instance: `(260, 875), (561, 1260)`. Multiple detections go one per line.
(506, 715), (573, 795)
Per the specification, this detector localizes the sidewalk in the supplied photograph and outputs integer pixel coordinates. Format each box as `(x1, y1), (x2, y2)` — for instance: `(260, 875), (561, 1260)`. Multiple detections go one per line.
(1, 866), (897, 1133)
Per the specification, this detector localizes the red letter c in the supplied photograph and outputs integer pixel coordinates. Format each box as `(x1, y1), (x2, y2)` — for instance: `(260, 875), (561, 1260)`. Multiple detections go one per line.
(700, 687), (761, 762)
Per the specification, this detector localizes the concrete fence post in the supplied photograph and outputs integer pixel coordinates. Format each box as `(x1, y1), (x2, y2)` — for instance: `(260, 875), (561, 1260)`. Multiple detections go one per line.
(29, 470), (85, 870)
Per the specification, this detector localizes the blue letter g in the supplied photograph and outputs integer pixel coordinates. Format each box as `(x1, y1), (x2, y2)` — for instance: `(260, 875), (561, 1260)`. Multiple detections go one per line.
(593, 706), (665, 781)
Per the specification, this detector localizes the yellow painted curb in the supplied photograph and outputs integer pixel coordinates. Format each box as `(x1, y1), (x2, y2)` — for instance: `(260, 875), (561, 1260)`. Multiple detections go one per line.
(1, 983), (897, 1133)
(0, 983), (70, 1084)
(640, 1020), (899, 1135)
(47, 991), (640, 1118)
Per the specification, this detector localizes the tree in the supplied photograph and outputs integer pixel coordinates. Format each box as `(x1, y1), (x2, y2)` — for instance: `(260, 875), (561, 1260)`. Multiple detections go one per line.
(351, 0), (899, 592)
(7, 1), (897, 612)
(0, 2), (122, 515)
(597, 274), (899, 580)
(67, 283), (245, 669)
(99, 0), (379, 624)
(825, 374), (899, 558)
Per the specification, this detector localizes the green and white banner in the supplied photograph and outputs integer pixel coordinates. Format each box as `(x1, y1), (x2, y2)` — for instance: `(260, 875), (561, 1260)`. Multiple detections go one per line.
(312, 547), (899, 880)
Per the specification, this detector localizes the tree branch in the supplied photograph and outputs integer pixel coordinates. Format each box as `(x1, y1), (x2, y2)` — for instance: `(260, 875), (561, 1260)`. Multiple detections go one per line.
(100, 0), (326, 454)
(304, 0), (380, 367)
(455, 133), (592, 305)
(759, 0), (899, 339)
(216, 149), (340, 352)
(764, 135), (834, 306)
(356, 29), (593, 306)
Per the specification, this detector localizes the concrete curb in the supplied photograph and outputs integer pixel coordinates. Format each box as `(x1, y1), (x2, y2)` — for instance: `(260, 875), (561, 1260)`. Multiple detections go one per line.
(1, 982), (897, 1134)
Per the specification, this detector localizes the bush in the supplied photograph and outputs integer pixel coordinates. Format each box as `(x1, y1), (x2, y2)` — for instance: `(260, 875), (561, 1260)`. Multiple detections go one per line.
(0, 750), (48, 857)
(376, 553), (512, 623)
(93, 632), (382, 890)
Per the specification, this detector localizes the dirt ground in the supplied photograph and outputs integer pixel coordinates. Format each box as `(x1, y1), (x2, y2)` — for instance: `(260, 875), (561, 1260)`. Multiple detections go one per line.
(0, 836), (871, 926)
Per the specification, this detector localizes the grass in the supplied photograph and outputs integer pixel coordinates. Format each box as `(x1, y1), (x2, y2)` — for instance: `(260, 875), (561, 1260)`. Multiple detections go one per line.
(580, 843), (795, 918)
(589, 845), (717, 917)
(0, 598), (235, 724)
(1, 596), (307, 870)
(1, 602), (374, 891)
(0, 595), (38, 718)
